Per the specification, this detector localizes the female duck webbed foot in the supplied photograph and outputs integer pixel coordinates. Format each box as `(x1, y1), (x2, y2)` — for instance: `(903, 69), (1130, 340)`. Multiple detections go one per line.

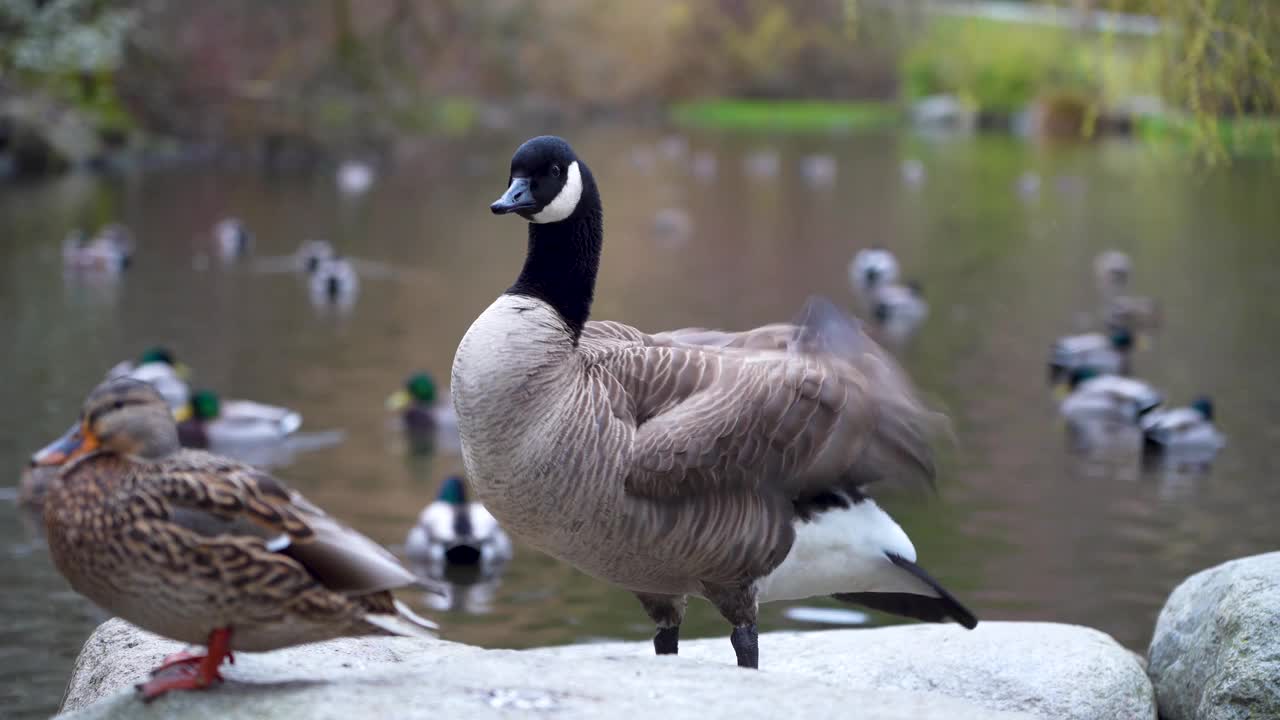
(136, 628), (234, 702)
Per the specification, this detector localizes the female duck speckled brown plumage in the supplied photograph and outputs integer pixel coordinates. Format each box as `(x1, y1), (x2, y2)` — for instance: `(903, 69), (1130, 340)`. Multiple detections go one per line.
(35, 378), (435, 701)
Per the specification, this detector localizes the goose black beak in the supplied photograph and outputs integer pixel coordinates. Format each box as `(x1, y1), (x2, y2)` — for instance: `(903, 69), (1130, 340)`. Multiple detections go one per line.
(491, 177), (537, 215)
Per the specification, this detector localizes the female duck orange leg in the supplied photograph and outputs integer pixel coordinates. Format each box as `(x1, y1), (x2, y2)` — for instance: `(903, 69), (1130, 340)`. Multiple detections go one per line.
(136, 628), (234, 702)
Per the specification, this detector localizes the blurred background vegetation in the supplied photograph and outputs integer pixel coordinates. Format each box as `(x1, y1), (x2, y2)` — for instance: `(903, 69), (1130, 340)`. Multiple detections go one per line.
(1, 0), (1277, 175)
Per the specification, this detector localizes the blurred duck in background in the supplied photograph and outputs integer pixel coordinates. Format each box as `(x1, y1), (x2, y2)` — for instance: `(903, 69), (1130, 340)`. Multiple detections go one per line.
(1059, 367), (1163, 426)
(106, 346), (191, 411)
(1142, 396), (1225, 458)
(1048, 327), (1133, 387)
(386, 372), (457, 454)
(1059, 367), (1163, 455)
(254, 239), (335, 274)
(406, 475), (512, 579)
(176, 389), (302, 448)
(308, 256), (359, 309)
(386, 372), (455, 433)
(871, 281), (928, 340)
(800, 154), (837, 187)
(213, 218), (252, 261)
(1094, 250), (1160, 335)
(651, 207), (692, 247)
(1094, 250), (1132, 294)
(62, 225), (134, 272)
(849, 247), (899, 297)
(336, 160), (375, 195)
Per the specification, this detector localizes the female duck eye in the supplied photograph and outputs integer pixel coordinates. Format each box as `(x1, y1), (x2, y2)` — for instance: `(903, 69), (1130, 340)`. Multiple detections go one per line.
(112, 400), (124, 410)
(550, 165), (561, 178)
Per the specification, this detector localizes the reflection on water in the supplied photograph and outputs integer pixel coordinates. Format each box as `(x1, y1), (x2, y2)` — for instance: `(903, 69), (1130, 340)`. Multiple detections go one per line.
(3, 128), (1280, 718)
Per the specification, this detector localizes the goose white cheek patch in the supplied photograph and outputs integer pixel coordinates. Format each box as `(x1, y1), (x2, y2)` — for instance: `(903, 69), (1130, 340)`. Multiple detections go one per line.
(531, 161), (582, 224)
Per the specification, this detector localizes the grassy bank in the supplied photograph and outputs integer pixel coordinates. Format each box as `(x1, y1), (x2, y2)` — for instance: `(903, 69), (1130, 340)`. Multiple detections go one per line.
(670, 99), (901, 132)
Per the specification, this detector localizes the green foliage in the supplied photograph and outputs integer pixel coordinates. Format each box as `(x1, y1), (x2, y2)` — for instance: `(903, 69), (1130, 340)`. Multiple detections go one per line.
(0, 0), (136, 75)
(670, 99), (900, 131)
(901, 16), (1098, 113)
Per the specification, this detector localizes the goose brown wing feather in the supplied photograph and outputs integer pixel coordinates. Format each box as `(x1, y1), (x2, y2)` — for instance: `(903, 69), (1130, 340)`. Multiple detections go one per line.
(147, 451), (417, 595)
(592, 298), (941, 502)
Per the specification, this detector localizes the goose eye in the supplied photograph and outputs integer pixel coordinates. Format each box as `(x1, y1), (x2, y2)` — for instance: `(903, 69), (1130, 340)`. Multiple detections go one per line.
(550, 165), (561, 178)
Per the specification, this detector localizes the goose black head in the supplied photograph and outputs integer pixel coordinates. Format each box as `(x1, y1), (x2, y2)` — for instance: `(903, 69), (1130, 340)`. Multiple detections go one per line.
(491, 136), (585, 224)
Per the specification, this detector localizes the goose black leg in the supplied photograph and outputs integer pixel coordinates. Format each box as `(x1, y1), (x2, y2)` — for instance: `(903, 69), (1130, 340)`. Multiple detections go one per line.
(634, 592), (687, 656)
(730, 624), (758, 669)
(703, 583), (760, 669)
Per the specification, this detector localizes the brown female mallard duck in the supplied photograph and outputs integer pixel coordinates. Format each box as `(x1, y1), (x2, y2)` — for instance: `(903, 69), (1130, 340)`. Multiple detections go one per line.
(34, 378), (435, 701)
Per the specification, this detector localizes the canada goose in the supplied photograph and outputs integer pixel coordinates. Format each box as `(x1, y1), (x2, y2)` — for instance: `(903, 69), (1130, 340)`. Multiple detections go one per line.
(405, 475), (512, 576)
(309, 256), (359, 306)
(32, 379), (434, 700)
(1059, 367), (1163, 425)
(1048, 328), (1133, 386)
(213, 218), (252, 261)
(105, 346), (191, 412)
(1142, 397), (1224, 455)
(336, 160), (375, 195)
(800, 154), (837, 187)
(849, 247), (900, 296)
(453, 136), (977, 669)
(176, 389), (303, 447)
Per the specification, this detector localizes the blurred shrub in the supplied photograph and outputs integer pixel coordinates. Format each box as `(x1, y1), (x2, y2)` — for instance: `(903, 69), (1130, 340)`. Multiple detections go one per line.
(901, 17), (1092, 114)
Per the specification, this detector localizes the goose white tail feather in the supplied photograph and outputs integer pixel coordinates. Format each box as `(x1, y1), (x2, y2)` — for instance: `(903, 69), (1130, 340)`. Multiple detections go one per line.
(756, 498), (929, 604)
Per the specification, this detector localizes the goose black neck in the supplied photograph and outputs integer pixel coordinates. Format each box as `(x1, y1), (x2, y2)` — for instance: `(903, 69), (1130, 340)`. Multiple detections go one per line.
(506, 167), (602, 343)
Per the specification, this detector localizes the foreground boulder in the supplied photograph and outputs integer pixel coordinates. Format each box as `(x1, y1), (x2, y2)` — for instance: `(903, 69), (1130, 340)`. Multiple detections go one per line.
(60, 619), (1153, 719)
(1148, 552), (1280, 720)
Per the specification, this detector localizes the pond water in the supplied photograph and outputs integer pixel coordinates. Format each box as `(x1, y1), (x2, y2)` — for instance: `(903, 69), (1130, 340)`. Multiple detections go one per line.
(2, 127), (1279, 718)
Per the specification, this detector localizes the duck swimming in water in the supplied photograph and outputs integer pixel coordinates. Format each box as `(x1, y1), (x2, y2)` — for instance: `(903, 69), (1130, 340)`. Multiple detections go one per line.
(405, 475), (512, 578)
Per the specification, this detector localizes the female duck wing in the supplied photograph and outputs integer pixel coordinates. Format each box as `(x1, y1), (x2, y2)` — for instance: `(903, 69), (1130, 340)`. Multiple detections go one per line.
(151, 455), (419, 596)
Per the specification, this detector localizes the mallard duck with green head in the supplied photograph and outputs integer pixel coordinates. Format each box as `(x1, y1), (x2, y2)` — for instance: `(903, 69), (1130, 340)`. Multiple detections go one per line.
(386, 372), (456, 433)
(106, 346), (191, 411)
(176, 389), (302, 448)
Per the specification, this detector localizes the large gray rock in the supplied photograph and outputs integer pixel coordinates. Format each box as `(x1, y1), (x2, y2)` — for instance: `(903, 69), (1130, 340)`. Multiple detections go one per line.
(546, 622), (1155, 720)
(58, 619), (1152, 720)
(1148, 552), (1280, 720)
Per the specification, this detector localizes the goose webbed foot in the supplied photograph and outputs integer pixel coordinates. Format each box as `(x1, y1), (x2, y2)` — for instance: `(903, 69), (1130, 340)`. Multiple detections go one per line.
(634, 592), (688, 657)
(703, 583), (760, 669)
(654, 625), (680, 655)
(730, 624), (758, 668)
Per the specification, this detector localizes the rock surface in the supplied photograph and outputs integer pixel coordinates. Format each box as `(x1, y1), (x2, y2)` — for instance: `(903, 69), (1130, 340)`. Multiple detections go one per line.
(1148, 551), (1280, 720)
(60, 619), (1154, 719)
